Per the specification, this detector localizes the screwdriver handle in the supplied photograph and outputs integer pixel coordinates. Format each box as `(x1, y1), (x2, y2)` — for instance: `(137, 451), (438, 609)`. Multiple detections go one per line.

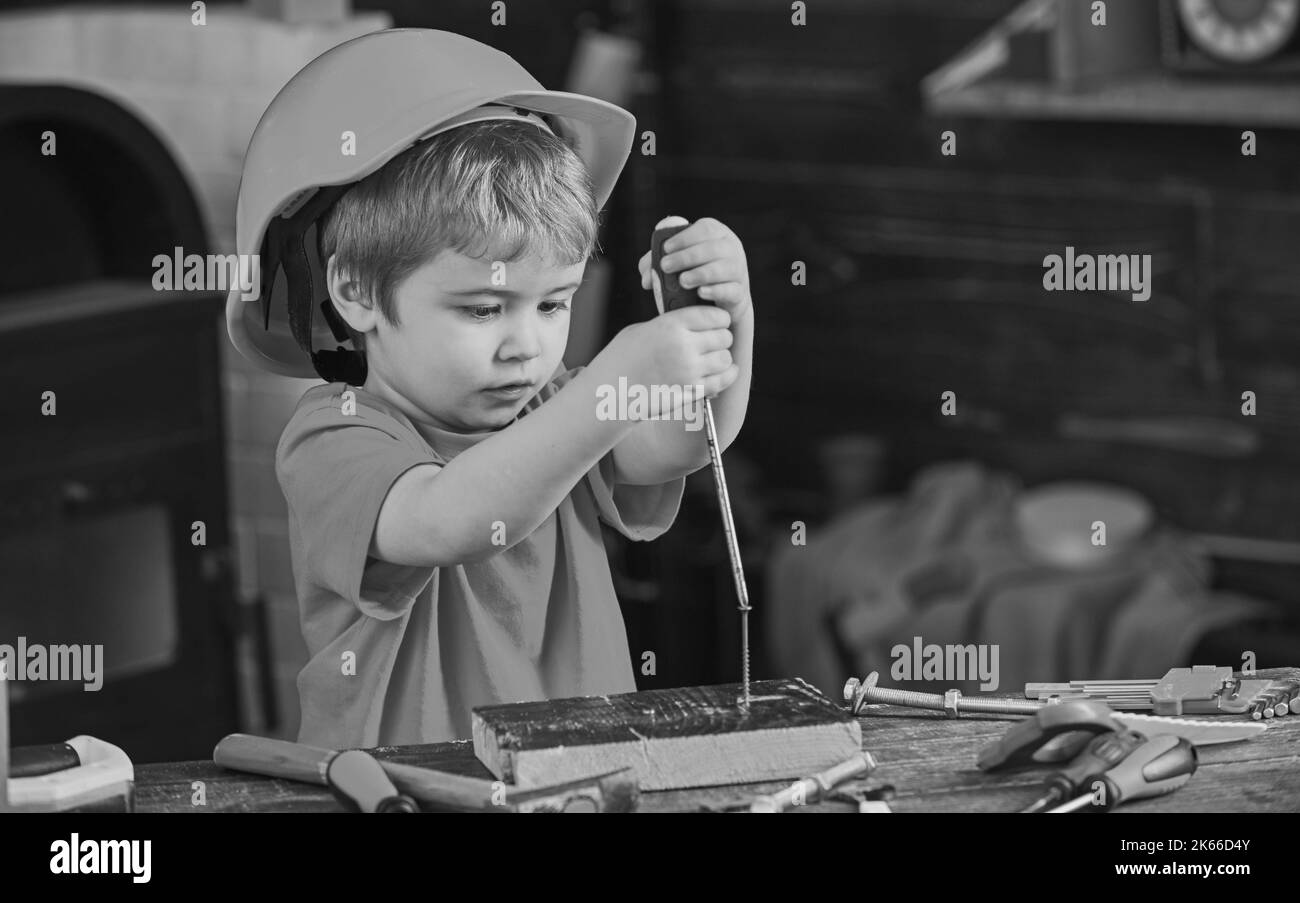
(1026, 729), (1148, 812)
(1048, 734), (1197, 813)
(651, 218), (705, 313)
(1052, 729), (1148, 793)
(1101, 734), (1197, 807)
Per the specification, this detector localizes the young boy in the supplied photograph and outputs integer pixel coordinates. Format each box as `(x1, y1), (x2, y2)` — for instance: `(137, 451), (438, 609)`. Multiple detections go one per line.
(225, 29), (754, 748)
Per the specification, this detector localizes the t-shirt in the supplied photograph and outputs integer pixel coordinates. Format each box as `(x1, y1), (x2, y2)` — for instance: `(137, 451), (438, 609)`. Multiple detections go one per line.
(274, 363), (686, 748)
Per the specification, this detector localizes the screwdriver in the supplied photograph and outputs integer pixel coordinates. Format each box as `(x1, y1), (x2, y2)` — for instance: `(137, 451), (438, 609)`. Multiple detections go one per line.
(650, 217), (752, 707)
(1046, 734), (1198, 813)
(1019, 729), (1148, 813)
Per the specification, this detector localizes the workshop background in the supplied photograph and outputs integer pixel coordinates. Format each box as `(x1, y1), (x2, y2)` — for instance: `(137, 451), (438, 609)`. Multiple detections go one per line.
(2, 0), (1299, 761)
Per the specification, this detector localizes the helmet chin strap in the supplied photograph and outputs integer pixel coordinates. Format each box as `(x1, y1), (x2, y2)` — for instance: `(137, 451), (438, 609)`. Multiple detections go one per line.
(260, 182), (365, 385)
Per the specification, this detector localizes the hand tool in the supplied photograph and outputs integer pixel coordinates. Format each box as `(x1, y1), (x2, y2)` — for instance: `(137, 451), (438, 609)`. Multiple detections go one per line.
(1046, 734), (1198, 813)
(215, 734), (416, 812)
(1020, 729), (1149, 813)
(1025, 665), (1299, 717)
(978, 698), (1133, 771)
(847, 672), (1267, 744)
(215, 733), (639, 812)
(5, 736), (136, 812)
(748, 751), (877, 812)
(976, 697), (1263, 773)
(650, 216), (752, 708)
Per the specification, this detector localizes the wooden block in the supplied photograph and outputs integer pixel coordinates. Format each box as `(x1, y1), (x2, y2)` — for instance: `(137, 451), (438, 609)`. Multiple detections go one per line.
(472, 679), (863, 791)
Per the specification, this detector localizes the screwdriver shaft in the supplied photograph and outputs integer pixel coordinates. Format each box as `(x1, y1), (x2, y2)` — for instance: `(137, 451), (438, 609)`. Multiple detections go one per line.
(701, 397), (751, 706)
(1048, 795), (1095, 814)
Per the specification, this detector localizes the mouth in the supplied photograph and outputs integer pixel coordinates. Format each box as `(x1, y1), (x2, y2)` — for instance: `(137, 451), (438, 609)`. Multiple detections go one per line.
(483, 380), (536, 397)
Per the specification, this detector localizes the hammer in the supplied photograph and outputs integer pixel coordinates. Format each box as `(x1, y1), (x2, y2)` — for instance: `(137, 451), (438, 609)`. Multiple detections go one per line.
(214, 734), (638, 812)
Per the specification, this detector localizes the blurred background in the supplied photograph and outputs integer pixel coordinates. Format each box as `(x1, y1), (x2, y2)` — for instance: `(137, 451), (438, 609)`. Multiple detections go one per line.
(2, 0), (1299, 761)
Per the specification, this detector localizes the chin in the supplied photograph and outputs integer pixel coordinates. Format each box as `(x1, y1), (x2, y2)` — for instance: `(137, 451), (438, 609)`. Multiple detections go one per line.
(477, 404), (524, 429)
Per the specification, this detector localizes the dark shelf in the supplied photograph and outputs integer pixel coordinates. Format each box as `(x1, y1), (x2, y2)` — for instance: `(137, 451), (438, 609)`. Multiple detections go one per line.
(927, 72), (1300, 128)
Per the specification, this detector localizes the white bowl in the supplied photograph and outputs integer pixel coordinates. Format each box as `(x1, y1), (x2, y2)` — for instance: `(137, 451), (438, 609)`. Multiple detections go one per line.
(1014, 482), (1153, 569)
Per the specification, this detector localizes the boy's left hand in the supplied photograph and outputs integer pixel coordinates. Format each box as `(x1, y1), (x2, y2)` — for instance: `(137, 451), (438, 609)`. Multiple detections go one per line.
(639, 217), (752, 325)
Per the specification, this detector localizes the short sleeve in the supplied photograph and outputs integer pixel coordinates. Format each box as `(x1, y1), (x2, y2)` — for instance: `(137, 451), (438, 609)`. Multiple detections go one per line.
(276, 392), (441, 620)
(537, 366), (686, 542)
(588, 453), (686, 541)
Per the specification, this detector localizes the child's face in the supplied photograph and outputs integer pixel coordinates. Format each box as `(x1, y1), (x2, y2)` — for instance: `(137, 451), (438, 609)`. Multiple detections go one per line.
(365, 247), (584, 433)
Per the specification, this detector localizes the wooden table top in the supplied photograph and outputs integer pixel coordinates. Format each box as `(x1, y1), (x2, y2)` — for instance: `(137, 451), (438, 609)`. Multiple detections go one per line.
(134, 667), (1300, 813)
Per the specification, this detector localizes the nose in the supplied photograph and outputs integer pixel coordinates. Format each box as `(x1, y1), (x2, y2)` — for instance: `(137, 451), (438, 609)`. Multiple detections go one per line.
(497, 312), (542, 362)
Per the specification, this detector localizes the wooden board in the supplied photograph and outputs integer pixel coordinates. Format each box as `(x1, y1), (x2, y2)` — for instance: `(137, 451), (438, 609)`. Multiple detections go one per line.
(471, 678), (863, 791)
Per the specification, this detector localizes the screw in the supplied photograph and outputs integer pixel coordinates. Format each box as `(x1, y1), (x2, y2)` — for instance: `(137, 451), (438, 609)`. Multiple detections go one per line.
(843, 671), (1042, 718)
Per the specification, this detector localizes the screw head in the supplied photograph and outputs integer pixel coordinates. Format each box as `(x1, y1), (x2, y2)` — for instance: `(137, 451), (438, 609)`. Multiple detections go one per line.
(843, 678), (860, 702)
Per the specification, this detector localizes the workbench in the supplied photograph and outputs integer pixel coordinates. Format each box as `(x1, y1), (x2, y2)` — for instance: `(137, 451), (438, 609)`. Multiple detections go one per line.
(133, 667), (1299, 813)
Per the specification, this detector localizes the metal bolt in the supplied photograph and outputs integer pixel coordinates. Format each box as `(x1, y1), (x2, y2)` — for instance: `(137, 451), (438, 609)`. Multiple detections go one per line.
(1264, 688), (1291, 718)
(1261, 689), (1286, 719)
(843, 671), (1042, 717)
(1277, 680), (1300, 716)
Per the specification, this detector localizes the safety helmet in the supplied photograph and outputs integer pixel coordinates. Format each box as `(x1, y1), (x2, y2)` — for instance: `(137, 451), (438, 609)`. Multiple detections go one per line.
(225, 28), (637, 383)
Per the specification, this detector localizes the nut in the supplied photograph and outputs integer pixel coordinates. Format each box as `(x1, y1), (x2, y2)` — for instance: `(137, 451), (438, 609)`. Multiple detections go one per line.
(943, 689), (962, 719)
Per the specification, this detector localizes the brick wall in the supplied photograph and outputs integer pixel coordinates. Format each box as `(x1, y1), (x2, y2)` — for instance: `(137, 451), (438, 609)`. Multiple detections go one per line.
(0, 3), (393, 740)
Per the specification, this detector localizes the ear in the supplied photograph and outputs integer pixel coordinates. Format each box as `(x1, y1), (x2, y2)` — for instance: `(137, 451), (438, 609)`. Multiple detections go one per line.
(325, 254), (379, 333)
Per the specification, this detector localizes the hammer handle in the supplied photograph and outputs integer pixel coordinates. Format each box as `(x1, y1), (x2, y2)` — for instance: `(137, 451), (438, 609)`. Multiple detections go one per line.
(214, 733), (334, 785)
(215, 734), (504, 808)
(214, 734), (415, 813)
(215, 733), (638, 812)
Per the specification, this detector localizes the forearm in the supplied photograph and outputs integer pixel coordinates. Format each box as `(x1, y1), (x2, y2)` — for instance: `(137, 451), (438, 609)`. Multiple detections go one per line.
(424, 367), (635, 562)
(647, 308), (753, 471)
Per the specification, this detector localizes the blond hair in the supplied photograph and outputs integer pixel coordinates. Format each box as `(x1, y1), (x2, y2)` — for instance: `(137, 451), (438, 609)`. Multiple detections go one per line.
(319, 118), (600, 346)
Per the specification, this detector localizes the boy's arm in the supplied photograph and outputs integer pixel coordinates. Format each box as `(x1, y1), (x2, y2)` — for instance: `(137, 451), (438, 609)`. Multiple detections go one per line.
(612, 308), (753, 485)
(371, 365), (638, 568)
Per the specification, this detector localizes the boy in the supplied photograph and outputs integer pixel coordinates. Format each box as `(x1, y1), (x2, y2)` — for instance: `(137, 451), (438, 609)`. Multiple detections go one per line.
(226, 29), (753, 748)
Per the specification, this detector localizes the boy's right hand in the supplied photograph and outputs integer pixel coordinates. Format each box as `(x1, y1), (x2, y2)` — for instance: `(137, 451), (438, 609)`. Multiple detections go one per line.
(587, 305), (738, 420)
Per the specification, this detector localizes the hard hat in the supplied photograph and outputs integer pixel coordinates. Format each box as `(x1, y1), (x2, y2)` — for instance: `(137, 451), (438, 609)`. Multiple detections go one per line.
(225, 28), (637, 383)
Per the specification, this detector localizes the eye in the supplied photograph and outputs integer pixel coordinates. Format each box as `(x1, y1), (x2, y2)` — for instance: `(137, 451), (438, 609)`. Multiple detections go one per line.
(540, 299), (571, 316)
(463, 304), (499, 321)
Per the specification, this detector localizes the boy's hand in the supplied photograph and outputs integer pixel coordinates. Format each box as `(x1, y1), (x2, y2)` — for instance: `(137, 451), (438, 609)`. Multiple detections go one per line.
(590, 306), (737, 418)
(638, 217), (752, 326)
